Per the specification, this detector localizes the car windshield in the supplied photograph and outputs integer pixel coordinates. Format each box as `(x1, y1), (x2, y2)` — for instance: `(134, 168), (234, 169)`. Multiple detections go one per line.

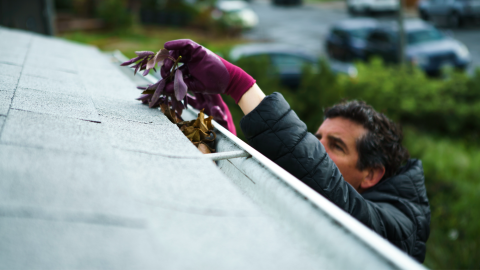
(270, 54), (312, 73)
(348, 28), (372, 40)
(407, 29), (444, 45)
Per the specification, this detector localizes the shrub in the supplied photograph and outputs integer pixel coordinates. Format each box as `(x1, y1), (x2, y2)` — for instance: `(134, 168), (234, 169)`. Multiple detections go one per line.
(96, 0), (133, 30)
(404, 128), (480, 269)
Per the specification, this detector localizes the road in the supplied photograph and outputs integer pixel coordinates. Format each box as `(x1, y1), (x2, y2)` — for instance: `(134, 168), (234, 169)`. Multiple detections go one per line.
(244, 0), (480, 72)
(244, 0), (348, 55)
(452, 27), (480, 73)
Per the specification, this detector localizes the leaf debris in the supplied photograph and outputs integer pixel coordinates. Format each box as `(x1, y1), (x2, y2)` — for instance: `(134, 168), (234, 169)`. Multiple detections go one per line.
(177, 109), (216, 153)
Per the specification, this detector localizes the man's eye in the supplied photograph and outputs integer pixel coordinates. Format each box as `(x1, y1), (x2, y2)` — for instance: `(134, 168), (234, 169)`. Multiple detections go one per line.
(332, 143), (344, 152)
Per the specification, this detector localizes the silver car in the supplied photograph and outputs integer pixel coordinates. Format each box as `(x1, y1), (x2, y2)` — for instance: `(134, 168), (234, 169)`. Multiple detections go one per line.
(418, 0), (480, 27)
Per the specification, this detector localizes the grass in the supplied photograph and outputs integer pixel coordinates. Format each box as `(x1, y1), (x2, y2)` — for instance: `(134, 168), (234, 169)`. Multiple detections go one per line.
(58, 25), (248, 59)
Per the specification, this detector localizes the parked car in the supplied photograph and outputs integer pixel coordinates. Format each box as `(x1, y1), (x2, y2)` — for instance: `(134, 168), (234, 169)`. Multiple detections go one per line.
(229, 43), (318, 88)
(213, 0), (259, 30)
(418, 0), (480, 27)
(326, 19), (470, 75)
(347, 0), (399, 15)
(325, 18), (378, 62)
(230, 43), (359, 88)
(272, 0), (303, 6)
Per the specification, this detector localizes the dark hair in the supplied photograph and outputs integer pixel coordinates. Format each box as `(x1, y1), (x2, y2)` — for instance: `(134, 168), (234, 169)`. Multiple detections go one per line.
(324, 100), (409, 180)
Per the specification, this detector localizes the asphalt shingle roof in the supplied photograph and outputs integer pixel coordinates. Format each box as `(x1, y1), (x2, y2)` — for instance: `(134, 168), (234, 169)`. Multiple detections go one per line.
(0, 27), (335, 269)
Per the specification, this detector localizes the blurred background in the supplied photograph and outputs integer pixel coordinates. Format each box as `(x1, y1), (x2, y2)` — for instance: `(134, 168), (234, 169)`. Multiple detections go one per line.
(1, 0), (479, 268)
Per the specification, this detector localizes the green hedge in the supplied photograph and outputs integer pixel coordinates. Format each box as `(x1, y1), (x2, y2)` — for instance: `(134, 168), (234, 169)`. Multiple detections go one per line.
(404, 128), (480, 268)
(96, 0), (133, 30)
(224, 56), (480, 268)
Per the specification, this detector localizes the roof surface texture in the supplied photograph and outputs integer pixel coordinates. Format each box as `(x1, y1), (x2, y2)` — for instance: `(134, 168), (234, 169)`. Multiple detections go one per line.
(0, 27), (339, 269)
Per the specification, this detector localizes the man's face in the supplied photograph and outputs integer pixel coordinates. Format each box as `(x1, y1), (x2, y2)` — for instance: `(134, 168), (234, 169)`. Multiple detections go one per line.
(315, 117), (369, 191)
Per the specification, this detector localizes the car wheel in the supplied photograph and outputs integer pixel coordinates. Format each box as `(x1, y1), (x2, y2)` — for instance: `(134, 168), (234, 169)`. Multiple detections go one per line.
(447, 12), (462, 28)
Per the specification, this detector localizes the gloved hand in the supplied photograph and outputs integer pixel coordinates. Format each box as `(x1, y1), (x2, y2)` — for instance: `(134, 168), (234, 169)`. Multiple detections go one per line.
(187, 93), (236, 135)
(161, 39), (256, 104)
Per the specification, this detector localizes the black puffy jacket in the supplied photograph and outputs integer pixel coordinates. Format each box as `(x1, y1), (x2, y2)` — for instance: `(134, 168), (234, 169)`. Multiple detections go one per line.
(240, 93), (431, 262)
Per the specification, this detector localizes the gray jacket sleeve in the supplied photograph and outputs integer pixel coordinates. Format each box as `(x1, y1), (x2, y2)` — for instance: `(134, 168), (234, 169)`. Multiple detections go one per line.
(240, 92), (429, 262)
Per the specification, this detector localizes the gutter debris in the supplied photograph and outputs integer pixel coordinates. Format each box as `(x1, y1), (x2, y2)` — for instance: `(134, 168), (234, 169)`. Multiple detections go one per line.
(177, 109), (216, 154)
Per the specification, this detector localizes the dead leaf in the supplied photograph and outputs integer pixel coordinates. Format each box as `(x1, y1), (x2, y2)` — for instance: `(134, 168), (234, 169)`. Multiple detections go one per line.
(174, 108), (216, 151)
(181, 125), (196, 136)
(161, 103), (178, 124)
(202, 130), (216, 142)
(197, 142), (213, 154)
(205, 116), (214, 130)
(186, 129), (201, 142)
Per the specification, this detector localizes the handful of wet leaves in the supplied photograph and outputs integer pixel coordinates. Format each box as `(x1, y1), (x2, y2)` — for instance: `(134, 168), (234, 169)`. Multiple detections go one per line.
(121, 49), (188, 115)
(121, 49), (216, 154)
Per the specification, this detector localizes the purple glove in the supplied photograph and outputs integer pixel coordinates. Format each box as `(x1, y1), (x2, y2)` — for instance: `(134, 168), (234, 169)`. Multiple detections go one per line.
(188, 93), (236, 135)
(161, 39), (256, 104)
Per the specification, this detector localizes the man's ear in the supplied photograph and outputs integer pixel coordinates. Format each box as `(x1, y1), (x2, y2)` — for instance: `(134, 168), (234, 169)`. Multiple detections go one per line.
(360, 166), (386, 190)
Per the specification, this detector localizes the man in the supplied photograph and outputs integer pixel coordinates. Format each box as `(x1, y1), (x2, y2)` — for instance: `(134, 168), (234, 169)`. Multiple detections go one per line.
(160, 39), (431, 262)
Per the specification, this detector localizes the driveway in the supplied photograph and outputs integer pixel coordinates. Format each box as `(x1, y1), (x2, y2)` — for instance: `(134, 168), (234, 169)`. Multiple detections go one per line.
(244, 0), (348, 56)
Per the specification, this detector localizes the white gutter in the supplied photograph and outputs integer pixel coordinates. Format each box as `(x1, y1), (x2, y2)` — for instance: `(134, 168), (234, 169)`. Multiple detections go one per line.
(204, 150), (251, 161)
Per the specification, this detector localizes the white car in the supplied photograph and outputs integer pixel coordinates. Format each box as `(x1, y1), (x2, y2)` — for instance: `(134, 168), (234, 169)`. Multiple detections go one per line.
(347, 0), (399, 15)
(214, 0), (259, 30)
